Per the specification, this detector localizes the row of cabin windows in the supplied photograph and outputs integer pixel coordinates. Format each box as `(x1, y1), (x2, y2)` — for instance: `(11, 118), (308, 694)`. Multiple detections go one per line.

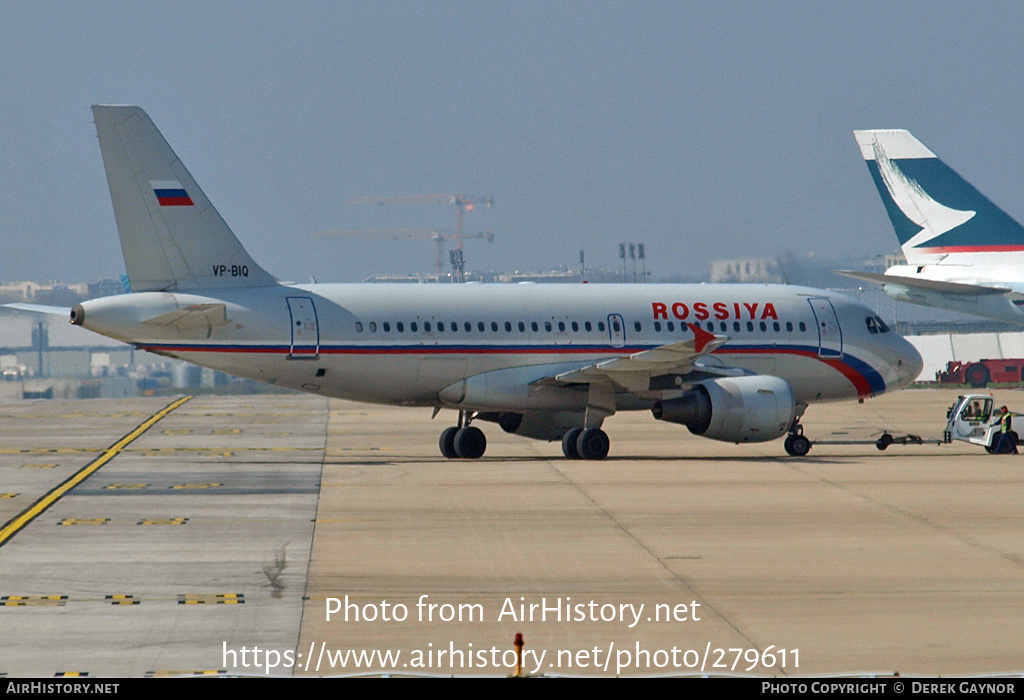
(352, 318), (813, 335)
(353, 319), (611, 334)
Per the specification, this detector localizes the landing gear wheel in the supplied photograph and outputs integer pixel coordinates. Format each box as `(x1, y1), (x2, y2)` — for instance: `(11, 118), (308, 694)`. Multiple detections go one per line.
(453, 426), (487, 459)
(576, 428), (610, 461)
(439, 426), (459, 459)
(562, 428), (583, 459)
(784, 434), (811, 456)
(875, 433), (894, 451)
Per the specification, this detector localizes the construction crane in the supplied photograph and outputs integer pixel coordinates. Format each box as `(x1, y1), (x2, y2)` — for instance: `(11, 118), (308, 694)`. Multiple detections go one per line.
(314, 227), (494, 278)
(336, 194), (494, 277)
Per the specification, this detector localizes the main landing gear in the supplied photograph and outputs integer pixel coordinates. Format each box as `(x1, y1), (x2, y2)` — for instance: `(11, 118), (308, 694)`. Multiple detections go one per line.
(561, 427), (610, 461)
(783, 420), (811, 457)
(439, 411), (487, 459)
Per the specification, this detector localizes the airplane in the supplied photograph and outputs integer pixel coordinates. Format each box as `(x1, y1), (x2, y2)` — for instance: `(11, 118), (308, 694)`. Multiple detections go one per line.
(8, 105), (923, 460)
(840, 129), (1024, 324)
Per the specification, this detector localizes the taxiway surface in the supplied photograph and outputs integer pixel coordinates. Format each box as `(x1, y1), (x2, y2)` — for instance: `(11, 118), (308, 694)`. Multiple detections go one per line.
(0, 389), (1021, 677)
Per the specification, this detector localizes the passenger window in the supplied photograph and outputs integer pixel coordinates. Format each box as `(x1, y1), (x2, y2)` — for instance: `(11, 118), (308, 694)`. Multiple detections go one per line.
(355, 322), (363, 332)
(666, 321), (674, 332)
(519, 321), (525, 332)
(558, 322), (566, 332)
(747, 322), (754, 331)
(773, 322), (780, 332)
(585, 321), (592, 332)
(397, 322), (404, 332)
(532, 321), (539, 332)
(465, 322), (472, 332)
(383, 322), (390, 332)
(598, 322), (606, 332)
(635, 321), (642, 332)
(369, 321), (377, 332)
(505, 321), (512, 332)
(799, 322), (806, 332)
(545, 321), (552, 332)
(411, 322), (418, 332)
(720, 322), (727, 332)
(478, 322), (485, 332)
(759, 321), (767, 332)
(654, 321), (661, 332)
(733, 321), (740, 332)
(424, 322), (432, 332)
(786, 322), (793, 332)
(491, 321), (498, 332)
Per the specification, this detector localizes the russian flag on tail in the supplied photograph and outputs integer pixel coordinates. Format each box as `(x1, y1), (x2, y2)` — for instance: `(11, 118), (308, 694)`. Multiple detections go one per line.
(151, 180), (194, 206)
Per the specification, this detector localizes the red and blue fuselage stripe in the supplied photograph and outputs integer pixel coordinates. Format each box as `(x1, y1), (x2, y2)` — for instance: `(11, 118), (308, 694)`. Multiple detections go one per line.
(137, 341), (889, 397)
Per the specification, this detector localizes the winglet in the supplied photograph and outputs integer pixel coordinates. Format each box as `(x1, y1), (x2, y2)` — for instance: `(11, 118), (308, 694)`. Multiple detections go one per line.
(687, 323), (716, 354)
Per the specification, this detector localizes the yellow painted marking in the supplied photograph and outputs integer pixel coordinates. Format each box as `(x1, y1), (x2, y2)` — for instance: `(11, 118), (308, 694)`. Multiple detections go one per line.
(1, 595), (67, 606)
(105, 595), (139, 606)
(58, 518), (109, 526)
(0, 397), (192, 549)
(146, 670), (226, 677)
(211, 428), (241, 435)
(138, 518), (188, 526)
(104, 484), (148, 490)
(22, 463), (57, 469)
(170, 483), (221, 490)
(177, 593), (243, 605)
(162, 429), (193, 435)
(54, 672), (87, 677)
(0, 493), (17, 499)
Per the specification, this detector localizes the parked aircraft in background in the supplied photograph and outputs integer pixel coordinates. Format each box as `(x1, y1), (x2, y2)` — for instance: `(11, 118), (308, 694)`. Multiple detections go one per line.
(841, 129), (1024, 325)
(8, 106), (923, 459)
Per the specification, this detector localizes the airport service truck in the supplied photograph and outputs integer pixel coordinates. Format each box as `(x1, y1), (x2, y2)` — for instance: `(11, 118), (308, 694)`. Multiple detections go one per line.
(943, 394), (1019, 453)
(937, 359), (1024, 388)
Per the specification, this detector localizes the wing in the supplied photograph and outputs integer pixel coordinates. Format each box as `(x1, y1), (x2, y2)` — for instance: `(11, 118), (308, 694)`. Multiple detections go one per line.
(836, 270), (1011, 296)
(545, 323), (731, 392)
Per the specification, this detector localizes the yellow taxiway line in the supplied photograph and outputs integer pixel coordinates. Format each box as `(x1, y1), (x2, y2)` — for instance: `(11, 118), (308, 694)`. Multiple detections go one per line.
(0, 396), (192, 548)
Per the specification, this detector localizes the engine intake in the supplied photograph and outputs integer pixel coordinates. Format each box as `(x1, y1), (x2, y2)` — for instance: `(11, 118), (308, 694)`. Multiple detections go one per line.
(653, 375), (796, 443)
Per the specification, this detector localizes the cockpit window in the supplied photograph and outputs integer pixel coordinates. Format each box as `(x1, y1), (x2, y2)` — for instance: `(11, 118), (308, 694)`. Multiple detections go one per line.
(875, 316), (890, 333)
(865, 317), (878, 334)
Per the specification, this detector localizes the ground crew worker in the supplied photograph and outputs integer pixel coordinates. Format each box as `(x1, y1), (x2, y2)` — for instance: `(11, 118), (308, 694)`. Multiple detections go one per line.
(994, 406), (1018, 454)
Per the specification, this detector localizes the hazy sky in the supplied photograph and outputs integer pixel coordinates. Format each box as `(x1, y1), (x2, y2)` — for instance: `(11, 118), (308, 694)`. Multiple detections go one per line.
(3, 1), (1024, 284)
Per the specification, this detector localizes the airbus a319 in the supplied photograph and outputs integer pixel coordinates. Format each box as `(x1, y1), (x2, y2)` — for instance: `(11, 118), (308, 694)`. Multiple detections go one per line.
(11, 106), (923, 459)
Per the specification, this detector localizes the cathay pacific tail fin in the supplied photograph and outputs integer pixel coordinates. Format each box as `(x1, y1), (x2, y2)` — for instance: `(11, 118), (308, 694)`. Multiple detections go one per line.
(854, 129), (1024, 266)
(92, 105), (277, 292)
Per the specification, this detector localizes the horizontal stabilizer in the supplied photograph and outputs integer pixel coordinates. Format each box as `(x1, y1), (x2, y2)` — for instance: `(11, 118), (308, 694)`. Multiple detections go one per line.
(2, 303), (72, 317)
(142, 303), (228, 328)
(836, 270), (1009, 296)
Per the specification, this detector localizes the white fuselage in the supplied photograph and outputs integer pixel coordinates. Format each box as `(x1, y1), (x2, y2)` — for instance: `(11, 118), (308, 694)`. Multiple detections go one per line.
(74, 282), (922, 411)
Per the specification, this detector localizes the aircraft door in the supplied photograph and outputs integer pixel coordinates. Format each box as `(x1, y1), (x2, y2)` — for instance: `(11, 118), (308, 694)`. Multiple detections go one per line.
(607, 314), (625, 348)
(807, 298), (843, 358)
(287, 296), (320, 359)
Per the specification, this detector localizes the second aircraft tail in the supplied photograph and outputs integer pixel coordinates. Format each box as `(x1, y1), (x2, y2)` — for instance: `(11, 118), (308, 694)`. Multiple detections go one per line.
(854, 129), (1024, 266)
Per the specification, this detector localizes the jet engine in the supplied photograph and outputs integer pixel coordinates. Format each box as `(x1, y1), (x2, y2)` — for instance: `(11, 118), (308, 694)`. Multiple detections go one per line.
(652, 375), (796, 443)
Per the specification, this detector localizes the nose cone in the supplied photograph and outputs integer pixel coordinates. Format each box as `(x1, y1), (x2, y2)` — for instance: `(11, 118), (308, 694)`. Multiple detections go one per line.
(893, 336), (924, 389)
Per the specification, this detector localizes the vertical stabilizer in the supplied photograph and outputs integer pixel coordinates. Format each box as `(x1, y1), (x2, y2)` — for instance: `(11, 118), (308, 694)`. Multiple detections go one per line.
(855, 129), (1024, 266)
(93, 105), (277, 291)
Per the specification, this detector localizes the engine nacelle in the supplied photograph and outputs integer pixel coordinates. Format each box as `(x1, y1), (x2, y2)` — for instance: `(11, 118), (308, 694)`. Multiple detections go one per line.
(476, 410), (586, 442)
(652, 375), (796, 443)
